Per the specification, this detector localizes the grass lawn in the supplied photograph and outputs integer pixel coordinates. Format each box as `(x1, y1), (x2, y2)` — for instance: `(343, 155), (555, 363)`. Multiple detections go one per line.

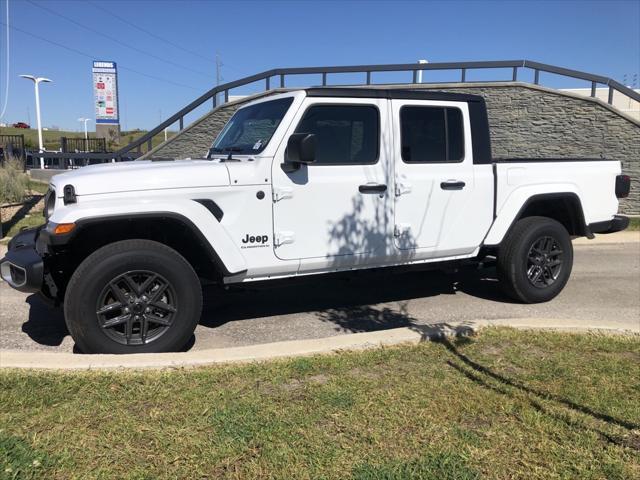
(1, 328), (638, 479)
(629, 217), (640, 231)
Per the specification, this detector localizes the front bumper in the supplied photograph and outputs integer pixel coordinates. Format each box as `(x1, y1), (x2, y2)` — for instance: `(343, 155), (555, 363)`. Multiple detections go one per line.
(589, 215), (630, 235)
(1, 228), (44, 293)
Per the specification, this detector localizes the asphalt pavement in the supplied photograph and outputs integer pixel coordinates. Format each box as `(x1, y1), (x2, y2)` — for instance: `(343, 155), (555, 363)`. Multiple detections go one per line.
(1, 239), (638, 354)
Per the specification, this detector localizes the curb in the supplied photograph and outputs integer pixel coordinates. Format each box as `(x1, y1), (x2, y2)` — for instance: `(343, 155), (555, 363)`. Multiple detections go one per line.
(1, 319), (637, 371)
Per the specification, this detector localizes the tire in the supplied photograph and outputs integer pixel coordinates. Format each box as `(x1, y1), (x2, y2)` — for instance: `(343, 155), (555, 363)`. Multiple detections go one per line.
(64, 239), (202, 354)
(497, 216), (573, 303)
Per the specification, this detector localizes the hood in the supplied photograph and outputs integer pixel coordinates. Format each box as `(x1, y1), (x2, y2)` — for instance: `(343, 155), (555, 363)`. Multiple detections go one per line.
(50, 159), (231, 196)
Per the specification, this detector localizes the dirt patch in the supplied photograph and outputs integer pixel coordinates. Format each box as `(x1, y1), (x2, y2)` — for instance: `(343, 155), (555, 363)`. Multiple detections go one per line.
(620, 431), (640, 451)
(347, 367), (383, 381)
(307, 374), (330, 385)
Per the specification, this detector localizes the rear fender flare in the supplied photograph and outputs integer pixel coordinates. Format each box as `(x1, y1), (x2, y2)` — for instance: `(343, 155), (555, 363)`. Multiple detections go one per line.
(484, 187), (587, 246)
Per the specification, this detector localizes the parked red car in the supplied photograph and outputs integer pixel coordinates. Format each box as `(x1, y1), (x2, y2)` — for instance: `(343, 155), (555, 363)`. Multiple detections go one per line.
(12, 122), (30, 129)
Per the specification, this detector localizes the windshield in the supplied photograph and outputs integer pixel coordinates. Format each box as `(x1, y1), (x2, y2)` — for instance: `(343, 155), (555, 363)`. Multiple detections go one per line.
(211, 97), (294, 155)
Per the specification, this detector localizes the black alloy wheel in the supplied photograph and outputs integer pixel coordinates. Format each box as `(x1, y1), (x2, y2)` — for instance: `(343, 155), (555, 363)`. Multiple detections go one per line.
(525, 236), (564, 288)
(96, 270), (178, 346)
(497, 216), (573, 303)
(64, 239), (202, 354)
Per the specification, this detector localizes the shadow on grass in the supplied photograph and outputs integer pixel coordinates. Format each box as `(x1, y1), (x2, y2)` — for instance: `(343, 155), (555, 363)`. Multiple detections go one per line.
(438, 337), (639, 451)
(1, 195), (43, 239)
(437, 337), (639, 431)
(0, 430), (54, 478)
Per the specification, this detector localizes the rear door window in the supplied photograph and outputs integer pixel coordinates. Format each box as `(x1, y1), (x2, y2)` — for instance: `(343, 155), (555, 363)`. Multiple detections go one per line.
(400, 106), (464, 163)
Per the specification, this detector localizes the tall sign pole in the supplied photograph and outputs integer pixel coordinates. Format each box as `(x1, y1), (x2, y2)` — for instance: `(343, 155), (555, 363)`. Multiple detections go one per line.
(92, 61), (120, 143)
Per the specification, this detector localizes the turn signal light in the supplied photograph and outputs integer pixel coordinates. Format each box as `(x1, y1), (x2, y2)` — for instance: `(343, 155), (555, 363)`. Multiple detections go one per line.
(54, 223), (76, 235)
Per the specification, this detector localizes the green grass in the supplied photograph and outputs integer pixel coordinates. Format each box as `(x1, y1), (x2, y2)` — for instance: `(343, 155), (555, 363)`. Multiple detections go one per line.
(1, 328), (638, 479)
(628, 217), (640, 231)
(25, 179), (49, 195)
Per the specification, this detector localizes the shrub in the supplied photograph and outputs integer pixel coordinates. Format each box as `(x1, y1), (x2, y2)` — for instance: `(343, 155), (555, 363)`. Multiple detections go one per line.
(0, 157), (29, 204)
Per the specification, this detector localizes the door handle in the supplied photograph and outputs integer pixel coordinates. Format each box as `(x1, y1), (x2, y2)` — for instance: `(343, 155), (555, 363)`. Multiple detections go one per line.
(440, 181), (466, 190)
(359, 183), (387, 194)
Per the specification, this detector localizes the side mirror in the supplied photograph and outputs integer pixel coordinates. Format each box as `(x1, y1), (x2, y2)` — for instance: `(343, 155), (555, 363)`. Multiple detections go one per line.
(282, 133), (316, 172)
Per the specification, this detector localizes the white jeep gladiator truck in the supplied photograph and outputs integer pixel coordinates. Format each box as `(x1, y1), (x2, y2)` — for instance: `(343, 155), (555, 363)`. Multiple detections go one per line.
(1, 88), (631, 354)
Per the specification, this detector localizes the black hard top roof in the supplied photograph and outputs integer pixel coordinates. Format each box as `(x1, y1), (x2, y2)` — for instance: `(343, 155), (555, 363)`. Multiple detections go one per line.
(304, 87), (484, 103)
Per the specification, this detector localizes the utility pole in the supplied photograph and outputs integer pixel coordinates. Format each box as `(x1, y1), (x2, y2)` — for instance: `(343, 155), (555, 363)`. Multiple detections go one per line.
(216, 52), (222, 104)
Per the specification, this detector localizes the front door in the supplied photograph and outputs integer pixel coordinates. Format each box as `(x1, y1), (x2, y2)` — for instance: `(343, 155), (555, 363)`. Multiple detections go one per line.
(271, 97), (392, 272)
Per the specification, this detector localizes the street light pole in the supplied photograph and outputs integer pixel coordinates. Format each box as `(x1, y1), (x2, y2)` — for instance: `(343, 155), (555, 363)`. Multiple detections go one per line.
(78, 117), (90, 140)
(20, 74), (52, 169)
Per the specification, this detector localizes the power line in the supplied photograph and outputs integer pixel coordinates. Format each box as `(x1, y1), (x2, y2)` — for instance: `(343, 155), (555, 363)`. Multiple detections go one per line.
(87, 1), (215, 65)
(25, 0), (213, 80)
(86, 1), (250, 79)
(0, 21), (200, 91)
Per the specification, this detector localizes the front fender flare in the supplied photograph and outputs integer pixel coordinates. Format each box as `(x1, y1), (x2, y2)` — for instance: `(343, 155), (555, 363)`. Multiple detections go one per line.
(46, 199), (247, 275)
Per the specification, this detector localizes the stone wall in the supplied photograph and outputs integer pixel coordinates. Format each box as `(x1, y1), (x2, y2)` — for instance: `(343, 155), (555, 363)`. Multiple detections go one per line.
(148, 83), (639, 214)
(145, 91), (275, 160)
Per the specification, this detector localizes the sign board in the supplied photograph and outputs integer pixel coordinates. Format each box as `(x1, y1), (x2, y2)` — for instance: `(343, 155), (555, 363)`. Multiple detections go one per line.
(92, 61), (119, 124)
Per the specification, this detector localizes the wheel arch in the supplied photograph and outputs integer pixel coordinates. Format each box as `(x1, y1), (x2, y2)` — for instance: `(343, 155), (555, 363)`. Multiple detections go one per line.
(484, 192), (591, 247)
(50, 212), (246, 288)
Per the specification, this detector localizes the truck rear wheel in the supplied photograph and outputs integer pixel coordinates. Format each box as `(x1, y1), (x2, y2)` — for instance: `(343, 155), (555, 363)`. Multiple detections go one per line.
(497, 216), (573, 303)
(64, 239), (202, 354)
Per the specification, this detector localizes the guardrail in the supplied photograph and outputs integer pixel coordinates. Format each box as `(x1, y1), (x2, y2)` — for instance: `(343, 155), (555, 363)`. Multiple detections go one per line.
(29, 59), (640, 167)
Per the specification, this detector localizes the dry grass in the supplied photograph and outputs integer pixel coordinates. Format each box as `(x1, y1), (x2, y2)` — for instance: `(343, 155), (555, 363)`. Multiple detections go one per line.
(0, 158), (29, 205)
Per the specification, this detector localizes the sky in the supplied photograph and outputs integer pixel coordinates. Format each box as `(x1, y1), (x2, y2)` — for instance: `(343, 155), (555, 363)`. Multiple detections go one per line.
(0, 0), (638, 131)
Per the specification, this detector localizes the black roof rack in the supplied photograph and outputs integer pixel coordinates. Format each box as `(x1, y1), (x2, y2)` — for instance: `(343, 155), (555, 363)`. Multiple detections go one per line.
(304, 87), (484, 103)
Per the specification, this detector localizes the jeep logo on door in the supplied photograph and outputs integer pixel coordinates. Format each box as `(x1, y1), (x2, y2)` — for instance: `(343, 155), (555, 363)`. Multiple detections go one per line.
(241, 234), (270, 249)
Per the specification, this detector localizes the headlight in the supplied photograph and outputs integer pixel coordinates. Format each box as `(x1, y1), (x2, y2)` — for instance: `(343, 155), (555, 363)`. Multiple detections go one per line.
(44, 189), (55, 219)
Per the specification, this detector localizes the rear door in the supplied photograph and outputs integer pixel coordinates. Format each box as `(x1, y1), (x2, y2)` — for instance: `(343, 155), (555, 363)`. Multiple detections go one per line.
(271, 96), (392, 272)
(392, 100), (489, 258)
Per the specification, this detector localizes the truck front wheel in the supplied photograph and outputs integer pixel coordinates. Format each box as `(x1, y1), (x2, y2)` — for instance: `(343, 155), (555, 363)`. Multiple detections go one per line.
(64, 239), (202, 354)
(497, 216), (573, 303)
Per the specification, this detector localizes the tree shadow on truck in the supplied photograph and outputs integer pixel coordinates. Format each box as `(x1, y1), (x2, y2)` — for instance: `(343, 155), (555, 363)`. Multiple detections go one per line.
(201, 182), (515, 332)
